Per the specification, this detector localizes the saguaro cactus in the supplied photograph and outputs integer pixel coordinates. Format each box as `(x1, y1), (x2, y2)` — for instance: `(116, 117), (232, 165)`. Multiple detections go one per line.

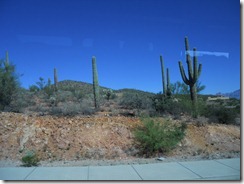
(54, 68), (58, 91)
(166, 68), (171, 96)
(178, 37), (202, 117)
(92, 56), (100, 109)
(3, 51), (11, 73)
(160, 56), (166, 95)
(160, 55), (171, 97)
(5, 51), (9, 65)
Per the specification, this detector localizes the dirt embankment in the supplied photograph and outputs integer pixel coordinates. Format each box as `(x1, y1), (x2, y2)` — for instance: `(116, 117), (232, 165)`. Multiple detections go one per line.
(0, 112), (240, 166)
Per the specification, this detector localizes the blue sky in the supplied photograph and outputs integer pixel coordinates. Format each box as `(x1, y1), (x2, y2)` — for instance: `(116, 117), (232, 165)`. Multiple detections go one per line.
(0, 0), (240, 94)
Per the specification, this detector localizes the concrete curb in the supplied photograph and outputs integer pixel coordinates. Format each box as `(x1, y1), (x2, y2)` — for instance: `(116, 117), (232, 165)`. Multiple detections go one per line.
(0, 158), (240, 181)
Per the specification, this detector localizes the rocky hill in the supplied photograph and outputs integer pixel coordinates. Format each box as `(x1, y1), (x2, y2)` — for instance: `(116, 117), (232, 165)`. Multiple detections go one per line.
(0, 80), (240, 167)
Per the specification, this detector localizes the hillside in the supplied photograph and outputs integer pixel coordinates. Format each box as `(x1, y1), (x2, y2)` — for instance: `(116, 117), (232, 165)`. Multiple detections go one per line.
(58, 80), (155, 97)
(58, 80), (111, 93)
(0, 112), (240, 166)
(0, 80), (240, 166)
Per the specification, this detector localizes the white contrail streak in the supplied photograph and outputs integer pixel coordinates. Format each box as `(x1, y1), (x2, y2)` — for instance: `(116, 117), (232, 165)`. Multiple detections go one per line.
(185, 50), (229, 59)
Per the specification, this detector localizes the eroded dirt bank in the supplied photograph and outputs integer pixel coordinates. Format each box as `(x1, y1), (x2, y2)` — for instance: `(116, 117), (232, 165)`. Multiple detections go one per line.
(0, 112), (240, 166)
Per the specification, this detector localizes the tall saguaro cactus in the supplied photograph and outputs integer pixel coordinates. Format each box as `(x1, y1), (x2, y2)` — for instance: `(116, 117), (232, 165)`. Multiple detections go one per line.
(4, 51), (11, 73)
(5, 51), (9, 65)
(178, 37), (202, 117)
(54, 68), (58, 91)
(166, 68), (171, 96)
(160, 56), (167, 95)
(160, 55), (171, 97)
(92, 56), (100, 109)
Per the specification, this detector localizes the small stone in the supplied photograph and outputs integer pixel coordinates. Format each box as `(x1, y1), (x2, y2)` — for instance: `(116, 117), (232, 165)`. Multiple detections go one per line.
(156, 157), (165, 161)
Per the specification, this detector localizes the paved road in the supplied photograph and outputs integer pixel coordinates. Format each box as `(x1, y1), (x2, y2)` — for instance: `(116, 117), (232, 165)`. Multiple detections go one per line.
(0, 158), (240, 181)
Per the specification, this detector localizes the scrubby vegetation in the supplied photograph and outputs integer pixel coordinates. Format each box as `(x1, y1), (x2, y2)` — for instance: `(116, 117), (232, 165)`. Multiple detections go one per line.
(134, 118), (187, 156)
(0, 72), (240, 125)
(0, 52), (20, 111)
(0, 49), (240, 163)
(1, 38), (240, 125)
(21, 150), (39, 167)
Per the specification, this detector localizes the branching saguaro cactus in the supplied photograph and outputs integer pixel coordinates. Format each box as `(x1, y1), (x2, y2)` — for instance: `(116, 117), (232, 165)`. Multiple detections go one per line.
(160, 55), (171, 97)
(92, 56), (100, 109)
(54, 68), (58, 91)
(178, 37), (202, 117)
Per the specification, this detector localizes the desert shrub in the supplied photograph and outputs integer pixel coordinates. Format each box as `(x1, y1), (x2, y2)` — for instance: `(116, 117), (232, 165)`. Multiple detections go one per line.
(29, 85), (40, 92)
(58, 102), (81, 116)
(134, 118), (186, 156)
(21, 150), (39, 167)
(56, 90), (74, 102)
(29, 78), (55, 99)
(119, 93), (137, 108)
(35, 77), (46, 90)
(80, 99), (95, 115)
(72, 90), (85, 101)
(102, 89), (117, 101)
(119, 92), (152, 111)
(0, 59), (20, 111)
(152, 93), (207, 117)
(49, 106), (63, 115)
(152, 94), (191, 116)
(5, 88), (35, 113)
(203, 105), (238, 124)
(44, 80), (55, 98)
(152, 95), (174, 114)
(31, 105), (49, 114)
(49, 99), (95, 116)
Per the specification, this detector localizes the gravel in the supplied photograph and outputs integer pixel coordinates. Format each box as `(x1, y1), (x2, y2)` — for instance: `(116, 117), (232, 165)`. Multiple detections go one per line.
(0, 152), (240, 167)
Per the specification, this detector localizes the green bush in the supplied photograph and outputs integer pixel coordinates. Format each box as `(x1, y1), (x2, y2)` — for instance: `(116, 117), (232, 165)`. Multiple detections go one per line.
(152, 93), (208, 118)
(102, 89), (117, 101)
(49, 102), (80, 116)
(56, 90), (74, 102)
(152, 94), (192, 116)
(49, 99), (95, 116)
(72, 90), (85, 101)
(21, 151), (39, 167)
(119, 92), (152, 111)
(203, 105), (238, 124)
(29, 85), (40, 93)
(5, 88), (35, 113)
(0, 57), (19, 111)
(134, 118), (186, 156)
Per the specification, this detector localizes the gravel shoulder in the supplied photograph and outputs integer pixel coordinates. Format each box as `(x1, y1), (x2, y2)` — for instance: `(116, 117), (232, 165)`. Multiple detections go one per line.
(0, 152), (240, 167)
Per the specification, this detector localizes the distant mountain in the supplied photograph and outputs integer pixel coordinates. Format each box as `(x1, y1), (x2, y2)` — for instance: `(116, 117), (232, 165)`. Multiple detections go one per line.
(216, 89), (240, 100)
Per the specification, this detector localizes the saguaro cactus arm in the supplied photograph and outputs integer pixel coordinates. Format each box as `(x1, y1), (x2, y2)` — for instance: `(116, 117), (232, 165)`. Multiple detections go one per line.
(178, 61), (190, 85)
(193, 48), (202, 82)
